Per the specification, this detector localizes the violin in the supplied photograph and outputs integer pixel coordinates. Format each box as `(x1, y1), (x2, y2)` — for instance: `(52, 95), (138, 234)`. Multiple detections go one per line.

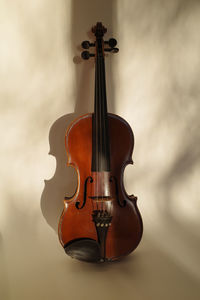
(58, 22), (143, 263)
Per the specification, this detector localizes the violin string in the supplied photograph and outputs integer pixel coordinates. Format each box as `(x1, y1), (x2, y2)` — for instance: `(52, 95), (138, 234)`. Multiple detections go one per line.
(97, 48), (102, 211)
(101, 51), (106, 212)
(99, 51), (103, 212)
(95, 52), (99, 211)
(102, 52), (107, 214)
(98, 54), (100, 212)
(101, 52), (105, 213)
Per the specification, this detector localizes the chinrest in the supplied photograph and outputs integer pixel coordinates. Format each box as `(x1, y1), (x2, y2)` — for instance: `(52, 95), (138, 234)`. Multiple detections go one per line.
(64, 238), (101, 262)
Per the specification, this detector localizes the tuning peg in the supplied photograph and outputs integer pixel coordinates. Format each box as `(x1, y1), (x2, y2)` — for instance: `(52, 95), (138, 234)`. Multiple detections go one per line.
(105, 38), (117, 48)
(104, 47), (119, 53)
(81, 51), (95, 60)
(81, 40), (95, 49)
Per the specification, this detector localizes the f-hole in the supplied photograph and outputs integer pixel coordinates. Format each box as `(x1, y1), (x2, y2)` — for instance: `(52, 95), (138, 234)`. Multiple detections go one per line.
(110, 176), (126, 207)
(75, 176), (93, 209)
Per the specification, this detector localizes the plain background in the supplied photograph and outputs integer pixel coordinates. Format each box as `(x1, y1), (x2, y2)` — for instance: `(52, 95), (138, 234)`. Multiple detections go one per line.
(0, 1), (200, 299)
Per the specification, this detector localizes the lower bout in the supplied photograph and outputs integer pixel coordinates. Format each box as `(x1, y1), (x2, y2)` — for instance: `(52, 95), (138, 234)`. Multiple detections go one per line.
(59, 200), (143, 263)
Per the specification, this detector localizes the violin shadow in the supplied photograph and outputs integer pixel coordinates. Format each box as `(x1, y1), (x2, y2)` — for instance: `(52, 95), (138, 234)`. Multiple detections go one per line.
(40, 112), (78, 231)
(40, 60), (95, 231)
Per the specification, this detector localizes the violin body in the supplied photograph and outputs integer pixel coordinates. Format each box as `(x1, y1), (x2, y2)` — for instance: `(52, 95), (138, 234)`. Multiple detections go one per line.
(58, 23), (143, 262)
(58, 113), (143, 261)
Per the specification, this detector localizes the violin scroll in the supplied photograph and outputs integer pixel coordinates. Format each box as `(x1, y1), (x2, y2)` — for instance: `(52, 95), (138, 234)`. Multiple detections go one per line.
(81, 22), (119, 59)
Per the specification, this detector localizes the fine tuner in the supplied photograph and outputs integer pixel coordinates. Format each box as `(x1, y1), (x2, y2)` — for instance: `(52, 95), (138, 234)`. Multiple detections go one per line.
(81, 38), (119, 60)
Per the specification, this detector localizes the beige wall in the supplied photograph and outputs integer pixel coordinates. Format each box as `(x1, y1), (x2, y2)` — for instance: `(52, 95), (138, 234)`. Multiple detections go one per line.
(0, 1), (200, 299)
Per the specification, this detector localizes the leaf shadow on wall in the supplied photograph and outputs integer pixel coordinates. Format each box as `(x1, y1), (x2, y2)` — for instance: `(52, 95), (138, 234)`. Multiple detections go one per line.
(40, 0), (116, 232)
(155, 74), (200, 277)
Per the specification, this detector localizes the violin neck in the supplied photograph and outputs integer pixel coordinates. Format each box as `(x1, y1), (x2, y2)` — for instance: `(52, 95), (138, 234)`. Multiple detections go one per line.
(92, 39), (110, 172)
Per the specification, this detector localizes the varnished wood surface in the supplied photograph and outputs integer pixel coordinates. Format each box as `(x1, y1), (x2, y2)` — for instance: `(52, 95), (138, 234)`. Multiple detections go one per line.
(58, 113), (143, 260)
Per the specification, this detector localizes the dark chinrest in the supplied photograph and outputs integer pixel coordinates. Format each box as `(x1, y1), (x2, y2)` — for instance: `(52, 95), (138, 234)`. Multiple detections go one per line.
(64, 238), (101, 262)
